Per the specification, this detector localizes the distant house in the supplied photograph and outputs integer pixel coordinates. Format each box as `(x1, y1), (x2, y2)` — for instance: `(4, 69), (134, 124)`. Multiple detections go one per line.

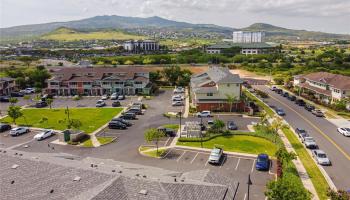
(294, 72), (350, 103)
(206, 42), (280, 55)
(123, 40), (160, 53)
(191, 66), (244, 112)
(47, 67), (152, 96)
(0, 77), (16, 96)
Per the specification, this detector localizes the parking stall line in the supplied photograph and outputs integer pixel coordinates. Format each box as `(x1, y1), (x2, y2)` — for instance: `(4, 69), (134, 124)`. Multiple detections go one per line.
(190, 152), (199, 164)
(251, 159), (256, 173)
(235, 158), (241, 170)
(162, 148), (173, 159)
(243, 193), (247, 200)
(176, 151), (187, 162)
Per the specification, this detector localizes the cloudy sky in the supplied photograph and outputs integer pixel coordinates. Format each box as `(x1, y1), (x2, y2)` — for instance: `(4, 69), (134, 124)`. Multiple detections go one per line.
(1, 0), (350, 34)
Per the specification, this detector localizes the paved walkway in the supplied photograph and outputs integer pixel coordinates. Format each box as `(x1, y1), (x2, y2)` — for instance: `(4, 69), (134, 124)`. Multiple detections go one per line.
(183, 88), (190, 118)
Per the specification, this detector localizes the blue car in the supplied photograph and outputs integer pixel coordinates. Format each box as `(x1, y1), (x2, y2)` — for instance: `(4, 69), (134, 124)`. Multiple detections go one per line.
(276, 108), (285, 116)
(256, 154), (270, 171)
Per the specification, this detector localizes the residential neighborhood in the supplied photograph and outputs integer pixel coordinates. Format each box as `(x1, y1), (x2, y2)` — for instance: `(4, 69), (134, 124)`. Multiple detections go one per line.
(1, 1), (350, 200)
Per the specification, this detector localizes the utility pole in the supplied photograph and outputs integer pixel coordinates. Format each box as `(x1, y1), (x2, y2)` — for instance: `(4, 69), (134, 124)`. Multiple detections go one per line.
(247, 174), (252, 200)
(178, 111), (182, 138)
(200, 116), (203, 148)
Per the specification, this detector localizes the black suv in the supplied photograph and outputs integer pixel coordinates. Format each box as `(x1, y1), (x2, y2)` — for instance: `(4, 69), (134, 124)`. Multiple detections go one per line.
(283, 92), (289, 98)
(10, 92), (24, 97)
(275, 89), (283, 94)
(112, 101), (121, 107)
(0, 123), (11, 132)
(295, 99), (306, 106)
(295, 128), (309, 138)
(108, 121), (127, 129)
(0, 96), (10, 102)
(288, 95), (296, 101)
(111, 118), (132, 126)
(305, 104), (315, 111)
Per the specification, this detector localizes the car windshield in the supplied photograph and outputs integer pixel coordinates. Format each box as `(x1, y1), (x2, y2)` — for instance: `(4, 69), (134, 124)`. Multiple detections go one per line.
(305, 137), (314, 142)
(211, 148), (221, 155)
(345, 128), (350, 131)
(318, 153), (327, 158)
(258, 157), (268, 162)
(299, 129), (306, 133)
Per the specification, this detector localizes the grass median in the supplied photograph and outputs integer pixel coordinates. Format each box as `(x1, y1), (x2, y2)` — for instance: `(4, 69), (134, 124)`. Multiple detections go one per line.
(243, 89), (275, 117)
(1, 108), (123, 134)
(282, 127), (328, 200)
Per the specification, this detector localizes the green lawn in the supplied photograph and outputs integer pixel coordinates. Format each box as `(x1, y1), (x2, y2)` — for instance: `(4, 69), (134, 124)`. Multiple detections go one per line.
(163, 124), (180, 130)
(177, 135), (278, 156)
(97, 137), (114, 145)
(282, 128), (328, 200)
(143, 149), (167, 158)
(243, 89), (275, 117)
(82, 139), (93, 147)
(1, 108), (122, 133)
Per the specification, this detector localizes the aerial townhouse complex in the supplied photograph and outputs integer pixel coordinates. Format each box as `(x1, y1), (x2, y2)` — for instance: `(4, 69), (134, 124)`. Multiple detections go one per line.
(47, 67), (152, 96)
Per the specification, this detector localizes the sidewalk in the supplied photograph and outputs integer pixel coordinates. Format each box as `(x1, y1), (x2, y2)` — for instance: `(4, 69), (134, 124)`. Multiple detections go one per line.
(183, 88), (190, 118)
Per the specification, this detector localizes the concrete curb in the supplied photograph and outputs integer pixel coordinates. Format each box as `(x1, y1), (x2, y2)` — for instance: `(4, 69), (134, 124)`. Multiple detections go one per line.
(175, 145), (258, 158)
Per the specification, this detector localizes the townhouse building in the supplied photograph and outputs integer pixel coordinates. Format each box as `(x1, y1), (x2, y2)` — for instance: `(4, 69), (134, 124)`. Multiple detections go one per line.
(0, 77), (16, 96)
(47, 67), (152, 96)
(191, 66), (244, 112)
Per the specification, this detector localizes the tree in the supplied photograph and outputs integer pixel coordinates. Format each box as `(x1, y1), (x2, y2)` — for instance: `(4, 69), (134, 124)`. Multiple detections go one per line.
(69, 119), (82, 129)
(162, 65), (182, 86)
(266, 175), (311, 200)
(124, 60), (134, 65)
(149, 70), (162, 83)
(210, 119), (225, 134)
(225, 94), (237, 112)
(46, 98), (54, 109)
(18, 56), (35, 67)
(7, 106), (23, 124)
(144, 128), (165, 154)
(9, 97), (18, 105)
(327, 189), (350, 200)
(271, 117), (286, 143)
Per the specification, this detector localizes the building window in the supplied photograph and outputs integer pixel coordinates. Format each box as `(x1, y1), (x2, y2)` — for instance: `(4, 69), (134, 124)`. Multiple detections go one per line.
(207, 93), (213, 96)
(135, 81), (142, 85)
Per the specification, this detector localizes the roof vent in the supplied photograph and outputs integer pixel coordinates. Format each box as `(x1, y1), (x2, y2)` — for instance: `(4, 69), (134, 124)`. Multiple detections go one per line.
(11, 180), (15, 184)
(139, 189), (148, 195)
(73, 176), (81, 182)
(11, 164), (19, 169)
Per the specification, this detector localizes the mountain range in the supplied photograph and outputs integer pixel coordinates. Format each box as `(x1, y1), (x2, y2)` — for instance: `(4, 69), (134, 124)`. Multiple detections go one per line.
(1, 15), (349, 43)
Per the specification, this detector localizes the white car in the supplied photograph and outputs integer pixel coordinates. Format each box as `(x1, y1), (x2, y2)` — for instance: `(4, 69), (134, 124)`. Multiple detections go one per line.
(337, 127), (350, 137)
(270, 86), (277, 91)
(196, 111), (211, 118)
(21, 88), (35, 94)
(172, 94), (184, 101)
(110, 93), (118, 100)
(303, 137), (317, 149)
(312, 150), (331, 166)
(173, 87), (185, 94)
(34, 129), (54, 141)
(208, 147), (223, 164)
(101, 95), (109, 100)
(172, 101), (184, 106)
(96, 100), (106, 107)
(10, 127), (30, 136)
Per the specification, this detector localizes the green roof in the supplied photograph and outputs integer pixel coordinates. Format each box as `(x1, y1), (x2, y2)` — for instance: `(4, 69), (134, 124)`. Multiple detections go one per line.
(207, 42), (279, 49)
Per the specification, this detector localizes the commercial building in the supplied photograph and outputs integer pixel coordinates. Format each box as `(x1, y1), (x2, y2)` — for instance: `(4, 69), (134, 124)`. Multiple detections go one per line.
(232, 31), (265, 43)
(294, 72), (350, 103)
(191, 66), (244, 112)
(206, 42), (280, 55)
(0, 77), (16, 95)
(47, 67), (152, 96)
(123, 40), (160, 53)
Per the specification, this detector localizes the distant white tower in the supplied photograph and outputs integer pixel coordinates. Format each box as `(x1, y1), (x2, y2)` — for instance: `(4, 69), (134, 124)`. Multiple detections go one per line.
(232, 31), (265, 43)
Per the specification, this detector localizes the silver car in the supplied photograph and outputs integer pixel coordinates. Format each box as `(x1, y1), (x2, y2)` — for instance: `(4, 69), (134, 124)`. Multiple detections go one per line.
(312, 150), (331, 166)
(10, 127), (30, 136)
(208, 147), (223, 164)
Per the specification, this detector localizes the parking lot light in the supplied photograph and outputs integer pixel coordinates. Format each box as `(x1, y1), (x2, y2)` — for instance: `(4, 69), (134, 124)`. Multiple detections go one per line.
(247, 174), (252, 200)
(178, 111), (182, 138)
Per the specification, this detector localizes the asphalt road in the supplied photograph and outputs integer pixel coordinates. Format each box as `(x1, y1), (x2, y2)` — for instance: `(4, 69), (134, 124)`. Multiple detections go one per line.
(254, 85), (350, 190)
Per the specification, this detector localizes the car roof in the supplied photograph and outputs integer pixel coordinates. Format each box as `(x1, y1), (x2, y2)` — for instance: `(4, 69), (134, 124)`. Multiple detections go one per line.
(258, 154), (269, 158)
(314, 149), (325, 154)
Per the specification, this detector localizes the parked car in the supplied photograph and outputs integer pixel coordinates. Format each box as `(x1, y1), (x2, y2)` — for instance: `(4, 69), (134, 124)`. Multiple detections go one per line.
(110, 93), (118, 100)
(173, 87), (185, 94)
(21, 88), (35, 94)
(101, 95), (109, 100)
(207, 119), (214, 125)
(35, 101), (48, 108)
(0, 96), (10, 102)
(118, 95), (125, 100)
(10, 127), (30, 136)
(288, 95), (296, 101)
(312, 109), (324, 117)
(270, 86), (277, 91)
(208, 147), (223, 164)
(196, 110), (211, 118)
(276, 108), (285, 116)
(10, 92), (24, 97)
(0, 123), (11, 132)
(172, 94), (184, 100)
(112, 101), (121, 107)
(120, 112), (136, 120)
(337, 127), (350, 137)
(108, 121), (127, 129)
(256, 154), (270, 171)
(283, 92), (289, 98)
(312, 150), (331, 166)
(303, 137), (317, 149)
(41, 94), (54, 101)
(96, 100), (106, 107)
(305, 104), (315, 112)
(227, 121), (238, 130)
(295, 99), (306, 106)
(157, 126), (176, 137)
(127, 107), (143, 115)
(111, 118), (132, 127)
(275, 89), (283, 94)
(172, 101), (184, 106)
(34, 129), (54, 141)
(295, 128), (309, 139)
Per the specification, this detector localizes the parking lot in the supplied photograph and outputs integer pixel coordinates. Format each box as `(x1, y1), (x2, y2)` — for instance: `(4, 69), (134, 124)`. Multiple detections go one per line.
(0, 129), (45, 149)
(159, 147), (276, 200)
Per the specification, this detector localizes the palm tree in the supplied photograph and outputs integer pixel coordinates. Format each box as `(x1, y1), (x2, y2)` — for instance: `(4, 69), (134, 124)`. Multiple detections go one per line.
(225, 94), (238, 112)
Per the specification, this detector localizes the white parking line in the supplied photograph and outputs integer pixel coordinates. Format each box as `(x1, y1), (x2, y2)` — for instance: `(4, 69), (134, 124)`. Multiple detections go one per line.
(235, 158), (241, 170)
(162, 148), (173, 159)
(176, 151), (186, 162)
(190, 152), (199, 164)
(251, 159), (256, 173)
(243, 193), (247, 200)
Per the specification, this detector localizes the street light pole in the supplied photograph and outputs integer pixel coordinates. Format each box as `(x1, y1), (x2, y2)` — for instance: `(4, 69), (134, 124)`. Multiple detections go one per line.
(200, 116), (203, 148)
(178, 111), (182, 138)
(247, 174), (252, 200)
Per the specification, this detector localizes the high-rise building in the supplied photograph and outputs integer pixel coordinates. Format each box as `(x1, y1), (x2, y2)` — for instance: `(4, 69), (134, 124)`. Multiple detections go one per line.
(232, 31), (265, 43)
